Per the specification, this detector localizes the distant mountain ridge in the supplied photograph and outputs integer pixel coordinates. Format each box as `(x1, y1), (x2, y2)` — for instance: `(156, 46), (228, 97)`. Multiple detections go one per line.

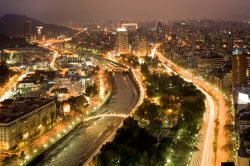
(0, 14), (75, 37)
(0, 33), (33, 49)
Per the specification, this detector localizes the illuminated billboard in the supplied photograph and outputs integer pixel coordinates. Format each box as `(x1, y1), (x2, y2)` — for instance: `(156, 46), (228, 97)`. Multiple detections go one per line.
(232, 49), (243, 55)
(237, 92), (249, 104)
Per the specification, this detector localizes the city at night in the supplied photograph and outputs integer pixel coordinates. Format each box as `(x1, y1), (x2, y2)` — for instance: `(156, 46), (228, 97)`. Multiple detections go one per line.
(0, 0), (250, 166)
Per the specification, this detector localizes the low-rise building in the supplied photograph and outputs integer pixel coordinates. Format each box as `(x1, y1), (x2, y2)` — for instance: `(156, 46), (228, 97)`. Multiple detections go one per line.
(17, 70), (55, 95)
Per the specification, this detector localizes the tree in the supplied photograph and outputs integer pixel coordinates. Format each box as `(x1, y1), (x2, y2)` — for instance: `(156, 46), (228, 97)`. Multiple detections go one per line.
(85, 83), (98, 97)
(2, 156), (11, 166)
(171, 141), (194, 165)
(140, 63), (150, 76)
(0, 61), (9, 76)
(42, 116), (47, 126)
(222, 143), (234, 152)
(0, 61), (10, 82)
(135, 100), (161, 122)
(20, 151), (25, 160)
(51, 87), (68, 95)
(75, 95), (88, 112)
(96, 117), (164, 166)
(50, 111), (56, 123)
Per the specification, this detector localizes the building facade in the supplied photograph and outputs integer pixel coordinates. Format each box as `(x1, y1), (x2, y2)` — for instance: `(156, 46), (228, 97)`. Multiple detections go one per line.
(116, 28), (129, 54)
(237, 109), (250, 166)
(121, 23), (138, 32)
(24, 21), (32, 39)
(0, 98), (56, 150)
(197, 54), (224, 76)
(232, 53), (250, 90)
(136, 36), (148, 57)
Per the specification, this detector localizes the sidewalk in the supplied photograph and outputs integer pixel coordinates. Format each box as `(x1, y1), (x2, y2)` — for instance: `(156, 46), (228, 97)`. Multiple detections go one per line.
(19, 115), (83, 165)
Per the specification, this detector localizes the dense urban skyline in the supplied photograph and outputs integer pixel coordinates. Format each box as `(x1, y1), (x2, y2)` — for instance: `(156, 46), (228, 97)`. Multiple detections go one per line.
(0, 0), (250, 24)
(1, 0), (250, 165)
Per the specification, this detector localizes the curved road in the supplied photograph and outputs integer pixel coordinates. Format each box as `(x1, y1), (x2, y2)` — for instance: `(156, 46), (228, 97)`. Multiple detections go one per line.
(35, 74), (139, 166)
(156, 50), (228, 166)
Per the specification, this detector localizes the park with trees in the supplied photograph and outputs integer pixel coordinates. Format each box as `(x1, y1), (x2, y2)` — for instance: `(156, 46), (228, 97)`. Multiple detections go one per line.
(94, 56), (206, 165)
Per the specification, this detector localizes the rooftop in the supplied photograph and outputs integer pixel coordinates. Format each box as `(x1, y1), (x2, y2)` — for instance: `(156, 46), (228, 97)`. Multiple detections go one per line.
(0, 97), (54, 124)
(19, 70), (56, 84)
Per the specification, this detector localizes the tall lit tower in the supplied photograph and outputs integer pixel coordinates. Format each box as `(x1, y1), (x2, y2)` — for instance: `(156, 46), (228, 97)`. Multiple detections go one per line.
(156, 21), (166, 41)
(37, 26), (43, 36)
(116, 28), (129, 54)
(24, 21), (32, 39)
(137, 36), (148, 56)
(121, 23), (138, 32)
(232, 49), (250, 90)
(227, 31), (234, 51)
(36, 26), (43, 40)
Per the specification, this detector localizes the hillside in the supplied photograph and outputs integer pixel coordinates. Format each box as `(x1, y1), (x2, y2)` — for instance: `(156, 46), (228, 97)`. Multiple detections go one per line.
(0, 14), (76, 37)
(0, 33), (35, 49)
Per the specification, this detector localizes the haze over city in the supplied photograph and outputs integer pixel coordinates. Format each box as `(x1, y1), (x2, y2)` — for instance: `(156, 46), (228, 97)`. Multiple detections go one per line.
(1, 0), (250, 166)
(0, 0), (250, 23)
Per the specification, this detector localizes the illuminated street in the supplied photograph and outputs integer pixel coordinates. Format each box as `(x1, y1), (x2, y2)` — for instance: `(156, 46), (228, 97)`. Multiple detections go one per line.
(35, 74), (139, 166)
(0, 72), (26, 102)
(0, 3), (246, 165)
(155, 49), (230, 166)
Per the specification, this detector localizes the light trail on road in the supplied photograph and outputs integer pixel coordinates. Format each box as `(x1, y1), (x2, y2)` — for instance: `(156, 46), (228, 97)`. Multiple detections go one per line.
(0, 72), (27, 102)
(35, 37), (143, 166)
(83, 113), (128, 121)
(50, 50), (59, 69)
(154, 48), (228, 166)
(162, 54), (216, 166)
(198, 87), (215, 166)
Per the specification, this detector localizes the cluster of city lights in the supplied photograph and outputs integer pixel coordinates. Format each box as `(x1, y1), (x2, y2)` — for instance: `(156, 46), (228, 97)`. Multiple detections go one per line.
(20, 117), (82, 166)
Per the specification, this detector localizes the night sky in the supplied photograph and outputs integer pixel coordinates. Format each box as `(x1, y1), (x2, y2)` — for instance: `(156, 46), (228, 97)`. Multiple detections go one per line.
(0, 0), (249, 24)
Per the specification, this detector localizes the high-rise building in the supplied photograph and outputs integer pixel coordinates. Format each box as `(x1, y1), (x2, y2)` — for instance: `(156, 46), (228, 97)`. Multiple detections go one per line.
(136, 36), (148, 56)
(36, 26), (43, 40)
(233, 50), (250, 166)
(156, 21), (166, 41)
(227, 31), (234, 51)
(116, 28), (129, 54)
(237, 109), (250, 166)
(232, 50), (249, 90)
(121, 23), (138, 32)
(24, 21), (32, 39)
(37, 26), (43, 36)
(197, 54), (224, 76)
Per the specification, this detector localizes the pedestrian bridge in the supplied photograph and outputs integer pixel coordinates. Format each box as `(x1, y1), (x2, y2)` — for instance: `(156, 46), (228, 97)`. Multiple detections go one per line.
(83, 113), (128, 121)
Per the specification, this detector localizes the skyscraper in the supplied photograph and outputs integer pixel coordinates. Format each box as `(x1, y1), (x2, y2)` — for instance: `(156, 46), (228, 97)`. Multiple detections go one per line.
(36, 26), (43, 40)
(227, 31), (234, 51)
(121, 23), (138, 32)
(232, 50), (249, 90)
(136, 36), (148, 57)
(197, 54), (223, 76)
(116, 28), (129, 54)
(24, 21), (32, 39)
(156, 21), (166, 41)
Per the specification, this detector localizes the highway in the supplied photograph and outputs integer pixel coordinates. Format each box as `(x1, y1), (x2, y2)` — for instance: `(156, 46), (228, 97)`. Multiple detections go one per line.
(192, 87), (215, 166)
(35, 73), (139, 166)
(155, 50), (229, 166)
